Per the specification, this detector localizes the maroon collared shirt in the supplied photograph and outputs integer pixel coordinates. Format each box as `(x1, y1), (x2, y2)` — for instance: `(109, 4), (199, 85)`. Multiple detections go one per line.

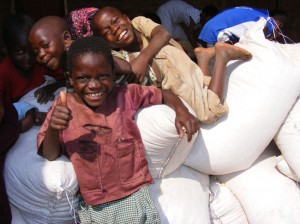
(38, 84), (162, 205)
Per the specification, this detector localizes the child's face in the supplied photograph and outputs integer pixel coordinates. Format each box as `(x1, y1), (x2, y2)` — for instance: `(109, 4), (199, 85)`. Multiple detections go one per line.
(69, 53), (114, 110)
(29, 27), (68, 71)
(9, 34), (34, 72)
(92, 9), (135, 49)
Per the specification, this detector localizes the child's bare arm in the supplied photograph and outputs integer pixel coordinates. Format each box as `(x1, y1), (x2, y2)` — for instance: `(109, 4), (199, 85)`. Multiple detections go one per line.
(141, 24), (171, 60)
(113, 55), (132, 75)
(40, 124), (63, 161)
(113, 56), (138, 83)
(39, 92), (71, 160)
(132, 25), (171, 82)
(19, 108), (35, 133)
(162, 89), (200, 142)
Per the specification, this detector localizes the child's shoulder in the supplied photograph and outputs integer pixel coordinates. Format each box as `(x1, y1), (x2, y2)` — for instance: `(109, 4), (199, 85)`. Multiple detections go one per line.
(116, 83), (141, 95)
(126, 83), (160, 95)
(131, 16), (159, 37)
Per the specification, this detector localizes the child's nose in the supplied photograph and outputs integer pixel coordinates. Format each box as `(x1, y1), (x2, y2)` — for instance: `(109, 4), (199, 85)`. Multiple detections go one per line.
(111, 25), (119, 35)
(88, 78), (101, 88)
(38, 48), (46, 59)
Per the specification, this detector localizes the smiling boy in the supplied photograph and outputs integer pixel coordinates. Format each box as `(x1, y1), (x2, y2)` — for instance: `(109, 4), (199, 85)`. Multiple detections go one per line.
(29, 16), (132, 81)
(37, 36), (200, 223)
(92, 6), (252, 124)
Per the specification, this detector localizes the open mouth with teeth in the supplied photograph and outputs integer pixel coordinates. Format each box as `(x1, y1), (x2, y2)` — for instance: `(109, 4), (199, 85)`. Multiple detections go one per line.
(118, 30), (127, 41)
(86, 92), (104, 99)
(84, 92), (106, 108)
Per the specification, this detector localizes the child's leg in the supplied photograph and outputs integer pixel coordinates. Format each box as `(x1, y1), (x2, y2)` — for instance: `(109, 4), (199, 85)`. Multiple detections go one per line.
(208, 42), (252, 101)
(194, 47), (215, 77)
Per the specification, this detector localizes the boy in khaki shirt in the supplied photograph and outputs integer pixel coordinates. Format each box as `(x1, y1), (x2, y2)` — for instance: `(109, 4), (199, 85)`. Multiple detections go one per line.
(92, 6), (252, 124)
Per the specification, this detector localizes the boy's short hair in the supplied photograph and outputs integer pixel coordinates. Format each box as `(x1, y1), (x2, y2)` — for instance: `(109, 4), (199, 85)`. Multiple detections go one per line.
(2, 14), (34, 50)
(67, 36), (114, 72)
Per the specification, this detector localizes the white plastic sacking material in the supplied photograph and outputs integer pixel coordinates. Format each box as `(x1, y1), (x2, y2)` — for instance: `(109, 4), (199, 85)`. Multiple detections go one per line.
(5, 86), (79, 224)
(148, 165), (210, 224)
(135, 98), (198, 179)
(217, 142), (300, 224)
(10, 204), (26, 224)
(184, 18), (300, 175)
(274, 96), (300, 179)
(4, 125), (79, 224)
(209, 177), (249, 224)
(276, 155), (299, 182)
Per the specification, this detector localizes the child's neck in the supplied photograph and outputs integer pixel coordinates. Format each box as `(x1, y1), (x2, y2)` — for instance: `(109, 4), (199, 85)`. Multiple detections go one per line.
(122, 29), (143, 52)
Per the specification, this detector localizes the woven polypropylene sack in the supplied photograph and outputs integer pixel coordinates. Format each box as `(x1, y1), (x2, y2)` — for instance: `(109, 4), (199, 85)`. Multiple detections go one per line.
(184, 18), (300, 175)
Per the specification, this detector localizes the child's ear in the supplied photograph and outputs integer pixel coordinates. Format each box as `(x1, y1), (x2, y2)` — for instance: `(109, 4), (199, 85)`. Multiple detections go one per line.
(65, 71), (73, 86)
(63, 31), (72, 50)
(63, 31), (71, 40)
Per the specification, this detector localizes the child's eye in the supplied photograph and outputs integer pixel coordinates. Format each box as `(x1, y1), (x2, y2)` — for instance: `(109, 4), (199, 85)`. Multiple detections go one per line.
(112, 17), (119, 24)
(42, 43), (49, 49)
(98, 74), (110, 80)
(15, 50), (24, 55)
(76, 76), (90, 83)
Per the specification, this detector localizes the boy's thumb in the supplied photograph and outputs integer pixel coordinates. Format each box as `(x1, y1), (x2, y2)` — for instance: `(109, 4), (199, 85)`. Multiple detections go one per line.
(60, 90), (67, 106)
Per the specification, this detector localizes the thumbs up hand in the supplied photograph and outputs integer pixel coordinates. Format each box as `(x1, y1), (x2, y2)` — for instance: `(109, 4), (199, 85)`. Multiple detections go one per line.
(49, 89), (72, 130)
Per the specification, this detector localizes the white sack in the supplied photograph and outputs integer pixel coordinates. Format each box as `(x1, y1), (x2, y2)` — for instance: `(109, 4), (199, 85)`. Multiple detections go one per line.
(4, 85), (79, 223)
(184, 18), (300, 175)
(4, 126), (79, 224)
(148, 165), (210, 224)
(10, 204), (26, 224)
(217, 142), (300, 224)
(135, 99), (198, 178)
(274, 96), (300, 179)
(209, 178), (248, 224)
(276, 155), (299, 182)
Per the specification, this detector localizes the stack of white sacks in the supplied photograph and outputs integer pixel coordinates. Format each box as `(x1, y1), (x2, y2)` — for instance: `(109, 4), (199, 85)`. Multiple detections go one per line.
(4, 19), (300, 223)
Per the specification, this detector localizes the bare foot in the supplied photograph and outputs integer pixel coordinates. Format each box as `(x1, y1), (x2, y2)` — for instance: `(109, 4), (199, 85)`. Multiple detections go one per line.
(215, 42), (252, 64)
(194, 47), (216, 68)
